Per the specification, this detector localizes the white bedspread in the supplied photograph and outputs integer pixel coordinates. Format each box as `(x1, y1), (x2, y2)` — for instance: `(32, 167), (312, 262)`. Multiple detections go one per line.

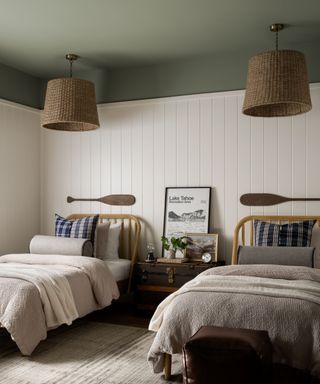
(0, 253), (119, 355)
(148, 265), (320, 377)
(0, 263), (78, 328)
(149, 274), (320, 332)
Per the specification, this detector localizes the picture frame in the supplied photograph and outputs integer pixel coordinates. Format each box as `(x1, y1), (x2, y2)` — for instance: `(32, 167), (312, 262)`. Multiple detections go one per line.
(162, 187), (211, 256)
(185, 233), (219, 262)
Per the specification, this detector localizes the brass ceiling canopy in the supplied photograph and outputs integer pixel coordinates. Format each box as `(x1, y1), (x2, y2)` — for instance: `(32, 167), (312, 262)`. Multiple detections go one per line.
(41, 53), (100, 131)
(242, 23), (312, 117)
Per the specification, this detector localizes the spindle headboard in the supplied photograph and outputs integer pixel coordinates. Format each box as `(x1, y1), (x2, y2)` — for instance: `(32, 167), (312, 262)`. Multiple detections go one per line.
(67, 213), (141, 293)
(231, 215), (320, 265)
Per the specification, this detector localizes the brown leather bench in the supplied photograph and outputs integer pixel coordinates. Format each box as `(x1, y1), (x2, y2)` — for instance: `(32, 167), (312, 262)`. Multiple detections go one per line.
(182, 326), (273, 384)
(182, 326), (320, 384)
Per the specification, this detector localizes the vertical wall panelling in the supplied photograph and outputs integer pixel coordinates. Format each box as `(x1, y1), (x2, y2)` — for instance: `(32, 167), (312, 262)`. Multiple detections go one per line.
(199, 98), (212, 186)
(130, 106), (143, 218)
(142, 105), (154, 252)
(176, 101), (188, 186)
(90, 128), (101, 214)
(292, 114), (306, 215)
(188, 99), (200, 187)
(80, 131), (92, 214)
(110, 109), (122, 214)
(224, 96), (238, 262)
(99, 108), (112, 214)
(237, 95), (251, 221)
(164, 102), (177, 187)
(263, 118), (278, 216)
(277, 117), (292, 216)
(153, 103), (165, 256)
(121, 108), (132, 216)
(40, 84), (320, 261)
(212, 96), (226, 258)
(188, 100), (200, 186)
(250, 116), (264, 216)
(306, 88), (320, 215)
(71, 133), (82, 217)
(0, 100), (40, 254)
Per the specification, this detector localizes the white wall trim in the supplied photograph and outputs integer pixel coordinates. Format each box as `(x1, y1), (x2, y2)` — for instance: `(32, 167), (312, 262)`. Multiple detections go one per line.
(98, 82), (320, 110)
(38, 82), (320, 112)
(0, 98), (40, 114)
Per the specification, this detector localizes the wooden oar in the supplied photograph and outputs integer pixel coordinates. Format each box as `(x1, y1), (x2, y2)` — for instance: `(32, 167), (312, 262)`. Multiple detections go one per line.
(67, 194), (136, 206)
(240, 193), (320, 206)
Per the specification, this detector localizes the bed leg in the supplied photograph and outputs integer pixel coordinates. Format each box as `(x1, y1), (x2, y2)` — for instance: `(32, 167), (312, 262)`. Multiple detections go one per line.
(164, 353), (172, 380)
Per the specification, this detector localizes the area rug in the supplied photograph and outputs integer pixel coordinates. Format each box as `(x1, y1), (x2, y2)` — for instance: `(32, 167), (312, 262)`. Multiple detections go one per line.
(0, 321), (182, 384)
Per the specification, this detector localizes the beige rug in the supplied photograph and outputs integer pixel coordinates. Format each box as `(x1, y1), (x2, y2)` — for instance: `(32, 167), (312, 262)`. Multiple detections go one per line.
(0, 321), (182, 384)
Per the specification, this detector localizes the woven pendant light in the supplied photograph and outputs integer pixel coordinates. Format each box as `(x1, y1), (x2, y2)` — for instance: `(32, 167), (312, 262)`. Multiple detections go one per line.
(243, 24), (312, 117)
(42, 54), (100, 131)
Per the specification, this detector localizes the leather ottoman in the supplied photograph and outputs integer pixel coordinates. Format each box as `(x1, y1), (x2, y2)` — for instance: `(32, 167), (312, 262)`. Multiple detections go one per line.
(182, 326), (273, 384)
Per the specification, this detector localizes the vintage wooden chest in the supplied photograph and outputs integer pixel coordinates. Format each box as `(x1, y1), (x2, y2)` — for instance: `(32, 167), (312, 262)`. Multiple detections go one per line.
(134, 261), (225, 311)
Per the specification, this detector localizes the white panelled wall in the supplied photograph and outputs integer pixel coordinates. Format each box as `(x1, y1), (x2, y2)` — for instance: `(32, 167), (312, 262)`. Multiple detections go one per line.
(0, 100), (40, 254)
(40, 84), (320, 263)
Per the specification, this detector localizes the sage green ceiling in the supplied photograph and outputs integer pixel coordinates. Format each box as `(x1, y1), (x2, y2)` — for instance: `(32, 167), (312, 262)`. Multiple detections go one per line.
(1, 0), (320, 77)
(0, 0), (320, 107)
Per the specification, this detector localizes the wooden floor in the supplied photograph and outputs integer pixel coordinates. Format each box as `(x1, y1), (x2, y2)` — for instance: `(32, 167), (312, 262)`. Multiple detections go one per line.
(0, 300), (152, 355)
(87, 300), (152, 329)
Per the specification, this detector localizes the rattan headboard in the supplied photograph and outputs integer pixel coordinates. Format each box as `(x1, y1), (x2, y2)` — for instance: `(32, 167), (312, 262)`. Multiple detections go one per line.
(231, 215), (320, 265)
(67, 213), (141, 292)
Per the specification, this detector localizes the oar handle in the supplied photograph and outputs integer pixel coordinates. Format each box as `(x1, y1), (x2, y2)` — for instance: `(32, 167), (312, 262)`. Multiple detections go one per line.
(67, 196), (99, 203)
(292, 198), (320, 202)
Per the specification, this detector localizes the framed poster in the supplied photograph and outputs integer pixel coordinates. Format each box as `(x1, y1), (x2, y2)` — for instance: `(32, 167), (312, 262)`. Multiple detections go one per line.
(163, 187), (211, 241)
(185, 233), (218, 262)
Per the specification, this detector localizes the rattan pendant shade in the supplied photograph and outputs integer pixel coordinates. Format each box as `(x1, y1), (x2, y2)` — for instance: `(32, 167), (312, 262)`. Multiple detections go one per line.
(243, 25), (312, 117)
(41, 55), (100, 131)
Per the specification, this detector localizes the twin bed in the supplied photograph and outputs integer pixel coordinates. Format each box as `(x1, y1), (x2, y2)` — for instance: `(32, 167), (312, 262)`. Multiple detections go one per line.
(0, 213), (141, 355)
(148, 215), (320, 380)
(1, 212), (320, 380)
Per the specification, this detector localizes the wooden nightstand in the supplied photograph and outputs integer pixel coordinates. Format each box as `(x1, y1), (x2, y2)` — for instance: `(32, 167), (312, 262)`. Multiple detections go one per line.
(133, 260), (225, 311)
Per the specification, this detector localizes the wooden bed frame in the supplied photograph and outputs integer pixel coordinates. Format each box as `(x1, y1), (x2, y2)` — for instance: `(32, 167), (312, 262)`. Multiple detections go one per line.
(67, 214), (141, 293)
(163, 214), (320, 380)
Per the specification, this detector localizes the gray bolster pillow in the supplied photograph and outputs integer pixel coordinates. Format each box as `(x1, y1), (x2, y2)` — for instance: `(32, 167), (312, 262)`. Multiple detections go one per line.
(30, 235), (93, 257)
(238, 246), (314, 268)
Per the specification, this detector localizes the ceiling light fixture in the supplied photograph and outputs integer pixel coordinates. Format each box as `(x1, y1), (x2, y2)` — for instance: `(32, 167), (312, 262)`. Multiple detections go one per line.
(242, 24), (312, 117)
(41, 54), (100, 131)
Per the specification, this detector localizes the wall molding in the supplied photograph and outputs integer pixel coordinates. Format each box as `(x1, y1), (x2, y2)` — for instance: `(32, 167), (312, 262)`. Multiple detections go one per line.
(0, 98), (40, 114)
(98, 82), (320, 109)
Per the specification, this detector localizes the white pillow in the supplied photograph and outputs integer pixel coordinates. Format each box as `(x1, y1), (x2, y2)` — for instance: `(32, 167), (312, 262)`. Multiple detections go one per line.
(103, 223), (121, 260)
(311, 222), (320, 268)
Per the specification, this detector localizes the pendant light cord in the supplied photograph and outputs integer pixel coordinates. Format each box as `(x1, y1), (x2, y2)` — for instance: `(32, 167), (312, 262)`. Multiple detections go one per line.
(66, 54), (78, 78)
(270, 24), (283, 51)
(70, 59), (73, 78)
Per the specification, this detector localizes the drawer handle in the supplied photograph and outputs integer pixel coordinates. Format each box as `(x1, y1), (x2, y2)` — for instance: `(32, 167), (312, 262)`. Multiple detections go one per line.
(166, 267), (175, 284)
(141, 271), (148, 282)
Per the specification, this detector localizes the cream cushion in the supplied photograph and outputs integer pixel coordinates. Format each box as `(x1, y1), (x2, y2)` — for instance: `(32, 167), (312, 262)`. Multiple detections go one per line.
(311, 222), (320, 268)
(104, 223), (121, 260)
(30, 235), (93, 257)
(94, 222), (111, 258)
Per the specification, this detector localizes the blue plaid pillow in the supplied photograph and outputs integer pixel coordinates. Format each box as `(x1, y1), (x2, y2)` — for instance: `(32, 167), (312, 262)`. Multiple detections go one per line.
(55, 214), (72, 237)
(254, 220), (279, 246)
(279, 220), (315, 247)
(70, 215), (99, 243)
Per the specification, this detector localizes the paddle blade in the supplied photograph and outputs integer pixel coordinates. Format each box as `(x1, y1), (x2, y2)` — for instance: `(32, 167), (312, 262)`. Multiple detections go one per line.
(99, 194), (136, 206)
(240, 193), (289, 206)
